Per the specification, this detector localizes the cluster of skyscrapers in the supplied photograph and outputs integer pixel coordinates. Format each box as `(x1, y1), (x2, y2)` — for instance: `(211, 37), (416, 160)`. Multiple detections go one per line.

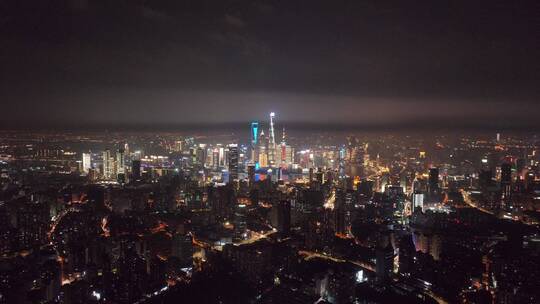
(250, 112), (293, 169)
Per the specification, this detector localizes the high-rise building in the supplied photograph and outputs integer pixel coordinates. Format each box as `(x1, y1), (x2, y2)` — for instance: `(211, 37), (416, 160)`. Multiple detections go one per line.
(116, 148), (125, 176)
(501, 163), (512, 184)
(193, 144), (206, 167)
(82, 152), (91, 174)
(228, 144), (239, 181)
(171, 233), (193, 267)
(276, 200), (291, 235)
(501, 163), (512, 202)
(376, 243), (394, 283)
(268, 112), (276, 166)
(479, 169), (493, 190)
(413, 192), (424, 212)
(247, 164), (256, 186)
(428, 167), (439, 194)
(131, 160), (141, 180)
(278, 127), (293, 167)
(212, 148), (220, 169)
(258, 130), (268, 167)
(174, 140), (183, 152)
(102, 149), (113, 179)
(250, 121), (259, 164)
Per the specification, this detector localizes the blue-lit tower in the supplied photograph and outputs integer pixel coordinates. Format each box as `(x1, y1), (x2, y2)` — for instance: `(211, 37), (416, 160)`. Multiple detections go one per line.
(251, 122), (259, 146)
(250, 122), (259, 166)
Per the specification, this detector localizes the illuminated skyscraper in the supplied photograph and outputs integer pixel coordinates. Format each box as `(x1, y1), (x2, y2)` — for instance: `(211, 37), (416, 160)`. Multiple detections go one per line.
(102, 149), (113, 179)
(82, 153), (91, 174)
(212, 148), (220, 169)
(116, 148), (125, 175)
(251, 122), (259, 146)
(279, 127), (287, 166)
(258, 130), (268, 167)
(428, 167), (439, 195)
(268, 112), (276, 166)
(250, 121), (259, 164)
(247, 164), (256, 186)
(501, 162), (512, 203)
(228, 144), (239, 181)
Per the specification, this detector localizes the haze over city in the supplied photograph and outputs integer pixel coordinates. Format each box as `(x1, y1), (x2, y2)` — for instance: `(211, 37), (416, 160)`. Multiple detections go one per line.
(1, 0), (539, 129)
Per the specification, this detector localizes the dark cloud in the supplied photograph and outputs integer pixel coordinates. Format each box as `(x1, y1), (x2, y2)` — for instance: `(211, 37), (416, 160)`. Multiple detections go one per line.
(0, 0), (538, 129)
(224, 14), (246, 28)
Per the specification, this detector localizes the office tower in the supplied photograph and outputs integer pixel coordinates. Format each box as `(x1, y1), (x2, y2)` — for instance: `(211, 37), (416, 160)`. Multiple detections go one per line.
(268, 112), (276, 166)
(479, 169), (493, 190)
(212, 148), (220, 169)
(250, 121), (259, 163)
(116, 148), (125, 176)
(174, 140), (183, 152)
(314, 170), (323, 185)
(247, 164), (255, 185)
(171, 233), (194, 267)
(17, 200), (49, 249)
(501, 163), (512, 184)
(233, 204), (248, 240)
(102, 149), (113, 179)
(428, 167), (439, 194)
(358, 180), (374, 198)
(115, 248), (147, 303)
(218, 146), (225, 167)
(87, 185), (106, 210)
(284, 145), (294, 166)
(376, 243), (394, 284)
(413, 192), (424, 212)
(276, 200), (291, 235)
(209, 184), (235, 219)
(501, 163), (512, 201)
(194, 144), (206, 167)
(124, 142), (130, 154)
(131, 160), (141, 180)
(258, 130), (268, 167)
(228, 144), (239, 181)
(205, 146), (214, 168)
(251, 121), (259, 146)
(82, 152), (91, 173)
(334, 189), (352, 236)
(278, 127), (286, 166)
(398, 235), (415, 276)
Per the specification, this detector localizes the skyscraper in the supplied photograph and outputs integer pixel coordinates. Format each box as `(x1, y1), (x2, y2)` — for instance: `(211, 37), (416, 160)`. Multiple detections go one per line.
(501, 163), (512, 202)
(102, 149), (113, 179)
(276, 200), (291, 235)
(82, 153), (91, 174)
(228, 144), (239, 181)
(258, 130), (268, 167)
(247, 164), (256, 186)
(116, 148), (125, 175)
(250, 121), (259, 164)
(171, 233), (193, 267)
(131, 160), (141, 181)
(268, 112), (276, 166)
(428, 167), (439, 195)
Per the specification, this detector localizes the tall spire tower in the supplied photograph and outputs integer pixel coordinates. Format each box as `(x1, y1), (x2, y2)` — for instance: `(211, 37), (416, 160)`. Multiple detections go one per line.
(268, 112), (276, 166)
(269, 112), (276, 146)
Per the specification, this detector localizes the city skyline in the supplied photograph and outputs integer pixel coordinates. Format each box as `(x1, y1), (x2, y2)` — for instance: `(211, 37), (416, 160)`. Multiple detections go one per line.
(1, 1), (540, 303)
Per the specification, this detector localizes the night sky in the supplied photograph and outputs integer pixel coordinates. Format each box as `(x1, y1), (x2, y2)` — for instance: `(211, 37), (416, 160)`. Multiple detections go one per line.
(1, 0), (538, 129)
